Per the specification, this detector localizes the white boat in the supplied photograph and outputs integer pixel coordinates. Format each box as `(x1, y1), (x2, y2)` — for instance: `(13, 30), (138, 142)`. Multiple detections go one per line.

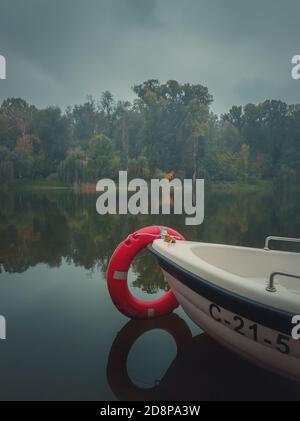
(150, 236), (300, 382)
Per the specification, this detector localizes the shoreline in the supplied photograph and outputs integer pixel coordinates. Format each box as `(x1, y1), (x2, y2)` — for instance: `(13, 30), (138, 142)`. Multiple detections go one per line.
(11, 179), (274, 193)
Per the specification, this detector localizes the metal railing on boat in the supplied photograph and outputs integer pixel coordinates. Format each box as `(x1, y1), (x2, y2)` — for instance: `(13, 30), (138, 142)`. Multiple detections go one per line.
(264, 236), (300, 292)
(264, 236), (300, 251)
(266, 272), (300, 293)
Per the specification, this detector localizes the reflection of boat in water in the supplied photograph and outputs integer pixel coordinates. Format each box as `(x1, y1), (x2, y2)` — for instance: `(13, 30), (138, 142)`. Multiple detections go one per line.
(149, 236), (300, 382)
(107, 314), (300, 400)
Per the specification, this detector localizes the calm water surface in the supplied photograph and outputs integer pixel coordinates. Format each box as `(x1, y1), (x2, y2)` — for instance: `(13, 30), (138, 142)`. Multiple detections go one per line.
(0, 186), (300, 400)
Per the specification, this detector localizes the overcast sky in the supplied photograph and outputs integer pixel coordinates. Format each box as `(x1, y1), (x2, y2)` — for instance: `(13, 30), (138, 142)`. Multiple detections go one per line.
(0, 0), (299, 114)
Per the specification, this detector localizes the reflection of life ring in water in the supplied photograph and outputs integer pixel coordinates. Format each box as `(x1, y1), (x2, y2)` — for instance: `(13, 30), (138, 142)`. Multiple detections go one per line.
(107, 315), (300, 401)
(107, 226), (185, 319)
(106, 314), (192, 401)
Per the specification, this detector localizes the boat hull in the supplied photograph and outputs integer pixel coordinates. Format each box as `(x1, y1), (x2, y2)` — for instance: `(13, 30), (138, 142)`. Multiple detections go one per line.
(150, 244), (300, 382)
(164, 271), (300, 382)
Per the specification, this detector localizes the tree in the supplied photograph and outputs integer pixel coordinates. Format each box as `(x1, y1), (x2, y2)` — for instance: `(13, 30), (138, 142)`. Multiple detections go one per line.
(0, 98), (36, 150)
(0, 115), (11, 149)
(132, 79), (212, 175)
(0, 81), (299, 188)
(101, 91), (114, 117)
(239, 144), (250, 181)
(59, 148), (88, 184)
(11, 148), (34, 179)
(71, 98), (97, 141)
(0, 145), (13, 185)
(222, 105), (243, 131)
(32, 107), (70, 163)
(87, 134), (116, 179)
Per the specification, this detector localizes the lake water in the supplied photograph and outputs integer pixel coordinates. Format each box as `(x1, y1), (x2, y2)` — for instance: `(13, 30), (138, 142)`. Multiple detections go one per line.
(0, 185), (299, 401)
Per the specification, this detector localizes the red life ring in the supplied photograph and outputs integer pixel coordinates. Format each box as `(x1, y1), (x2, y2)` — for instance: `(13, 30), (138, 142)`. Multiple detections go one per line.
(107, 226), (185, 319)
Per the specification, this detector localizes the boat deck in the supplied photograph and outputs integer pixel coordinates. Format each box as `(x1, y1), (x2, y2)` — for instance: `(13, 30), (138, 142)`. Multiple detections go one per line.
(151, 240), (300, 314)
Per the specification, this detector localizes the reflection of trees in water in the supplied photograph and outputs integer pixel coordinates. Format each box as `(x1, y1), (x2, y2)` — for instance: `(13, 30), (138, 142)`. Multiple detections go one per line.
(0, 193), (71, 272)
(0, 187), (299, 287)
(131, 250), (168, 294)
(200, 192), (271, 247)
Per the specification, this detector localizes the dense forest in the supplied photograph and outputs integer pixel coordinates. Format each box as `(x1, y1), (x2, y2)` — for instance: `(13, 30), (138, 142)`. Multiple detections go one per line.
(0, 79), (299, 187)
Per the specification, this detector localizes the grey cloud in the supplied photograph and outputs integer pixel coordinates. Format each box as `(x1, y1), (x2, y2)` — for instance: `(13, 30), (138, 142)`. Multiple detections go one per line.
(0, 0), (299, 113)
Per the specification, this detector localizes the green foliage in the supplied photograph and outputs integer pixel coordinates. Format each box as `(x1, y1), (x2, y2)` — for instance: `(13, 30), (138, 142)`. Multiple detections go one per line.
(32, 107), (70, 161)
(58, 148), (88, 184)
(128, 155), (150, 179)
(0, 145), (14, 186)
(87, 134), (116, 179)
(11, 148), (34, 179)
(132, 79), (212, 176)
(71, 99), (98, 141)
(0, 82), (299, 187)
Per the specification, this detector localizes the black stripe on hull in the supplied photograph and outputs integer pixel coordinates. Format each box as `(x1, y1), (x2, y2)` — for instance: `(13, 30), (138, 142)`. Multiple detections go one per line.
(149, 245), (294, 335)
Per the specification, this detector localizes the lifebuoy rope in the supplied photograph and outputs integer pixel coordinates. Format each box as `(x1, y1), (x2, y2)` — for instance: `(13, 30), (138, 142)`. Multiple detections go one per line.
(124, 231), (183, 241)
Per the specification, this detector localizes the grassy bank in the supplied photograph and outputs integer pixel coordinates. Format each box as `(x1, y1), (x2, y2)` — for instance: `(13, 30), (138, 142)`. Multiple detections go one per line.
(14, 179), (70, 191)
(12, 179), (275, 194)
(210, 180), (273, 194)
